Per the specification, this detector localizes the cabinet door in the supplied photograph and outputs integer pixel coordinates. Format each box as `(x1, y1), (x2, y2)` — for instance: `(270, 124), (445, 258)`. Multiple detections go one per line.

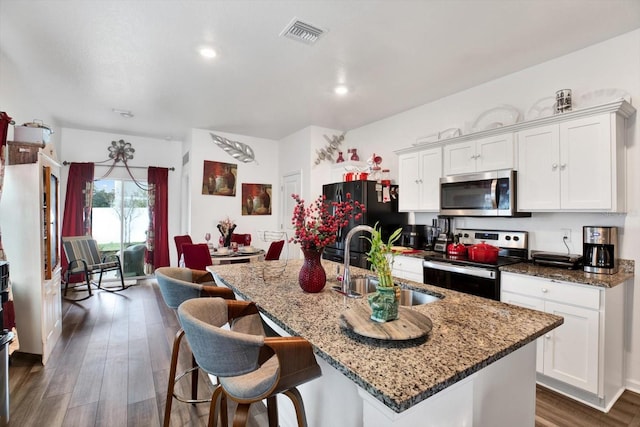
(418, 147), (442, 211)
(543, 301), (599, 394)
(560, 114), (612, 210)
(443, 141), (476, 176)
(398, 152), (421, 211)
(42, 267), (62, 365)
(501, 291), (545, 373)
(475, 134), (514, 172)
(517, 125), (561, 210)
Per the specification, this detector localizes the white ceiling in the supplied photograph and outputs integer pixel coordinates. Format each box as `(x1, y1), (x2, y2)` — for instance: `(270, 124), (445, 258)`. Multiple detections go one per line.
(1, 0), (639, 142)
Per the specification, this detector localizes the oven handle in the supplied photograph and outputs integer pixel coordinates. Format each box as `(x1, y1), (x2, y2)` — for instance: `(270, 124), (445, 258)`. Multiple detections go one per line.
(423, 260), (496, 279)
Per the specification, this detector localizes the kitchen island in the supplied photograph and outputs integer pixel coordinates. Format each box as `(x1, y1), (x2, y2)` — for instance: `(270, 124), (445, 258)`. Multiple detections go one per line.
(208, 259), (562, 427)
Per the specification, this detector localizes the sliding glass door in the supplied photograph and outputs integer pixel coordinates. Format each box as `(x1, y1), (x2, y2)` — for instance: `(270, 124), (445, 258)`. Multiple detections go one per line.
(92, 179), (148, 279)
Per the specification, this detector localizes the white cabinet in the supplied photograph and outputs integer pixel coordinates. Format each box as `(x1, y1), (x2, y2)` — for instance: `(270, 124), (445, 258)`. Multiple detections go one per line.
(517, 110), (628, 212)
(443, 133), (514, 176)
(0, 151), (62, 364)
(391, 255), (424, 283)
(501, 272), (625, 411)
(398, 146), (441, 211)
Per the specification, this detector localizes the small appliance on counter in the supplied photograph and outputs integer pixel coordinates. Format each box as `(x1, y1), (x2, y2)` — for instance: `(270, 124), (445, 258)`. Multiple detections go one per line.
(583, 226), (618, 274)
(399, 225), (426, 249)
(531, 251), (583, 270)
(432, 217), (452, 253)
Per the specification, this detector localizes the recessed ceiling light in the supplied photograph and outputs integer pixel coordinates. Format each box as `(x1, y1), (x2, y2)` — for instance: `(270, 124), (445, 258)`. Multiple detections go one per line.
(334, 85), (349, 96)
(112, 108), (134, 118)
(199, 47), (217, 59)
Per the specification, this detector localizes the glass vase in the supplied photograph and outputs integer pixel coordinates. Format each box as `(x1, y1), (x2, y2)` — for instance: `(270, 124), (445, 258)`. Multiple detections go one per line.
(298, 248), (326, 293)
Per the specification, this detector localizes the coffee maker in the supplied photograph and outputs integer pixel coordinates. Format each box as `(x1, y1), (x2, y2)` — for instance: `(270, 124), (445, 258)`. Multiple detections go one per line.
(583, 226), (618, 274)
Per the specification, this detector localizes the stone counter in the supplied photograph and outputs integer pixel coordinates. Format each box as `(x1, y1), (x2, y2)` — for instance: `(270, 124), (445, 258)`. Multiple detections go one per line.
(208, 259), (562, 413)
(500, 259), (634, 288)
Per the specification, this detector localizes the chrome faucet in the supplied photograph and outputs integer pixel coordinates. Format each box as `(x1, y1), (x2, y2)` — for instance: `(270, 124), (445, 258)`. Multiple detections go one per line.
(342, 224), (375, 296)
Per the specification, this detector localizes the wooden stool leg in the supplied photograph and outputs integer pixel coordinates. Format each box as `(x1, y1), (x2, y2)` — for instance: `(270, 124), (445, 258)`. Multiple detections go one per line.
(164, 329), (185, 427)
(284, 388), (308, 427)
(267, 396), (278, 427)
(208, 386), (225, 427)
(232, 403), (251, 427)
(191, 353), (199, 401)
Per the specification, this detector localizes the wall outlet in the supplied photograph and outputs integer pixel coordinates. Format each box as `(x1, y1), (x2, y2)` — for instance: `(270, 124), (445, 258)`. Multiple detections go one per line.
(561, 228), (571, 243)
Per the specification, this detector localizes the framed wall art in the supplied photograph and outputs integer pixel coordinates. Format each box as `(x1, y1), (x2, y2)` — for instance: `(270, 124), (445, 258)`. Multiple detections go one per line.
(202, 160), (237, 196)
(242, 183), (272, 215)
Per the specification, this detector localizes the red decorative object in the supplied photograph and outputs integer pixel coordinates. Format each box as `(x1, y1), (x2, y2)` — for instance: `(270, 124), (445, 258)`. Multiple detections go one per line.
(468, 241), (499, 264)
(299, 248), (327, 293)
(290, 193), (365, 251)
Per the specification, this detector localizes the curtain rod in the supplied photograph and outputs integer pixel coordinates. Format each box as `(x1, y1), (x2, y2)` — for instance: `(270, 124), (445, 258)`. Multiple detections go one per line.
(62, 161), (175, 171)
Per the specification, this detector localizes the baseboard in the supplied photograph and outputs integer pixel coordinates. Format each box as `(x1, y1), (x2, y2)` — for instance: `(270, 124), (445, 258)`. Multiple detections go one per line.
(626, 378), (640, 394)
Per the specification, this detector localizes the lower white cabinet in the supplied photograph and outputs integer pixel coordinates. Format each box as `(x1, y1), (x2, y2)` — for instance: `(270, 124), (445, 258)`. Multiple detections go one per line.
(501, 272), (625, 411)
(391, 255), (424, 283)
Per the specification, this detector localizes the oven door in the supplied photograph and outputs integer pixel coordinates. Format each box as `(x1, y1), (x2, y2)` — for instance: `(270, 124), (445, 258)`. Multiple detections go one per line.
(423, 260), (500, 300)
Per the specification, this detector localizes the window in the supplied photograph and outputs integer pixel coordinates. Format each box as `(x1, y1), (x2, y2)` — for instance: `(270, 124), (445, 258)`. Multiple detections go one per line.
(92, 179), (148, 279)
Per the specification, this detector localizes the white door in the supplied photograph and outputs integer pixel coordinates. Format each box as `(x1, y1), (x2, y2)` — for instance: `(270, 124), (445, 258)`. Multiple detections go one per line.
(543, 301), (600, 393)
(281, 171), (302, 259)
(443, 140), (476, 175)
(560, 114), (612, 210)
(419, 147), (442, 211)
(398, 152), (420, 211)
(475, 133), (514, 172)
(517, 124), (561, 210)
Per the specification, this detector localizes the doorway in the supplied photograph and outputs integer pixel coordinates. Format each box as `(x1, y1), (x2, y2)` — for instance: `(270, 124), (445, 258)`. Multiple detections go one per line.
(92, 179), (149, 279)
(281, 171), (302, 259)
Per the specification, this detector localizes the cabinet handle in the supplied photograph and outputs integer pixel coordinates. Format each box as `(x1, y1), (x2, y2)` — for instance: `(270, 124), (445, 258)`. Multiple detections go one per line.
(545, 334), (551, 339)
(560, 163), (567, 170)
(541, 288), (548, 293)
(418, 179), (423, 183)
(552, 163), (558, 170)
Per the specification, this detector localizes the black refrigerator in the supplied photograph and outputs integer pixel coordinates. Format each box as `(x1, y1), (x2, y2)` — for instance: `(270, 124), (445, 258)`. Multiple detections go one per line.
(322, 181), (407, 268)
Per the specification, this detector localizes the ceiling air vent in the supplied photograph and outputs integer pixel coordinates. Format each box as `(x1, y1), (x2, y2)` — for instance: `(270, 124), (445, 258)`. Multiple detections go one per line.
(280, 18), (325, 45)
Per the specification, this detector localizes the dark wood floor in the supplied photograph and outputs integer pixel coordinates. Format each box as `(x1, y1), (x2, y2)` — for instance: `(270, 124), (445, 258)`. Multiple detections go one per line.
(7, 279), (640, 426)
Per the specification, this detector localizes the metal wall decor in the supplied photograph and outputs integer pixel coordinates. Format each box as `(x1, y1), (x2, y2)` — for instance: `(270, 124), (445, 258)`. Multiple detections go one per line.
(314, 133), (345, 165)
(209, 133), (256, 164)
(108, 139), (135, 162)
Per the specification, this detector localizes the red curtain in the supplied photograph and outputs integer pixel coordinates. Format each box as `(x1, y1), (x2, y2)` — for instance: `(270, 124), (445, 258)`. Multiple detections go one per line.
(61, 162), (94, 280)
(146, 167), (169, 270)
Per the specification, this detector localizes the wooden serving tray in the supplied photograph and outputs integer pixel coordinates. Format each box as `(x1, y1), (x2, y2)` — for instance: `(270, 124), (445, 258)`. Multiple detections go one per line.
(340, 304), (433, 340)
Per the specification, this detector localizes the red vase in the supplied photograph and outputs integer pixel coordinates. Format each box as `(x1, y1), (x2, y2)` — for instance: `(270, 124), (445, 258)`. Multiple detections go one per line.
(299, 248), (327, 293)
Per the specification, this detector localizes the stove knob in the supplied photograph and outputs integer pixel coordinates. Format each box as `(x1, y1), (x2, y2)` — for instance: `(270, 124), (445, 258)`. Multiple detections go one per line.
(463, 233), (469, 238)
(505, 236), (511, 241)
(513, 236), (520, 242)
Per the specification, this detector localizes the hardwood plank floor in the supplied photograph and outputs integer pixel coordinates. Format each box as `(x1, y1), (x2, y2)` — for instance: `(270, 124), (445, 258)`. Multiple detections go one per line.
(7, 278), (640, 426)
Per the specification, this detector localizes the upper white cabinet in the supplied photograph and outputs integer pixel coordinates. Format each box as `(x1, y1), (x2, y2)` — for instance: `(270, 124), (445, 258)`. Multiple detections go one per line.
(517, 101), (634, 212)
(397, 146), (441, 212)
(443, 133), (514, 176)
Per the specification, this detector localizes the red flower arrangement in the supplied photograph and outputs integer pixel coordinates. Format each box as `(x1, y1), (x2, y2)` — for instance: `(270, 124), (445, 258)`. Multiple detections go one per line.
(290, 193), (365, 251)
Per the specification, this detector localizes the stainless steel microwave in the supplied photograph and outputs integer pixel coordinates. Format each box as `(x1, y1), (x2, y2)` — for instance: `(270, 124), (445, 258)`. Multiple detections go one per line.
(439, 169), (530, 217)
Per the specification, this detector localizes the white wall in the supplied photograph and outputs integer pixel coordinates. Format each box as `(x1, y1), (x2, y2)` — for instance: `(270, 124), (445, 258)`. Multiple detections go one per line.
(59, 128), (183, 264)
(315, 29), (640, 391)
(187, 128), (279, 254)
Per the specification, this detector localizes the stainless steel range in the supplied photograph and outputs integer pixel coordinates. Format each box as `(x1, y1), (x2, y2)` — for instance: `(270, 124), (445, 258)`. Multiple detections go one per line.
(423, 229), (528, 300)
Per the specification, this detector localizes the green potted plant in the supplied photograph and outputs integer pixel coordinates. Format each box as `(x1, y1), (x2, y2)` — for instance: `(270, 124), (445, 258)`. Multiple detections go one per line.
(365, 224), (402, 322)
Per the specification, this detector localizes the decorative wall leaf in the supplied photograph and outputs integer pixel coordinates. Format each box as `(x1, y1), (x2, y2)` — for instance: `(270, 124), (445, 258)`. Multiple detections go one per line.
(209, 133), (256, 164)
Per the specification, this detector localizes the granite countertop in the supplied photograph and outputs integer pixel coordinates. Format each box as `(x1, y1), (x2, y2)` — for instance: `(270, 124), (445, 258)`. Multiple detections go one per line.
(500, 259), (634, 288)
(209, 259), (562, 413)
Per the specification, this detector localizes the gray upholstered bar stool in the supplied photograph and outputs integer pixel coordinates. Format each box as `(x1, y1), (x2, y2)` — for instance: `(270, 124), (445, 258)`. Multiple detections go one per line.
(178, 297), (322, 427)
(155, 267), (237, 427)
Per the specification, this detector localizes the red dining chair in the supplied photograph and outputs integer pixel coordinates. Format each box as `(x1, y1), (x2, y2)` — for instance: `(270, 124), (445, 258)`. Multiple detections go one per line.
(230, 233), (252, 246)
(182, 244), (212, 271)
(265, 240), (285, 261)
(174, 235), (193, 265)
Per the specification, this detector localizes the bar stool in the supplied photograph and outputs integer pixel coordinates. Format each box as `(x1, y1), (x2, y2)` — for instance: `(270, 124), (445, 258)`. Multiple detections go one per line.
(178, 297), (322, 427)
(155, 267), (236, 427)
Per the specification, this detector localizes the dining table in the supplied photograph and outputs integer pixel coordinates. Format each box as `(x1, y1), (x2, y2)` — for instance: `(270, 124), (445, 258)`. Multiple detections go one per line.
(209, 247), (265, 265)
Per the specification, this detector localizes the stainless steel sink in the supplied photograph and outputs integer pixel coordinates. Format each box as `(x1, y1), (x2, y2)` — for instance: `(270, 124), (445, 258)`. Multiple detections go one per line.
(335, 275), (441, 306)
